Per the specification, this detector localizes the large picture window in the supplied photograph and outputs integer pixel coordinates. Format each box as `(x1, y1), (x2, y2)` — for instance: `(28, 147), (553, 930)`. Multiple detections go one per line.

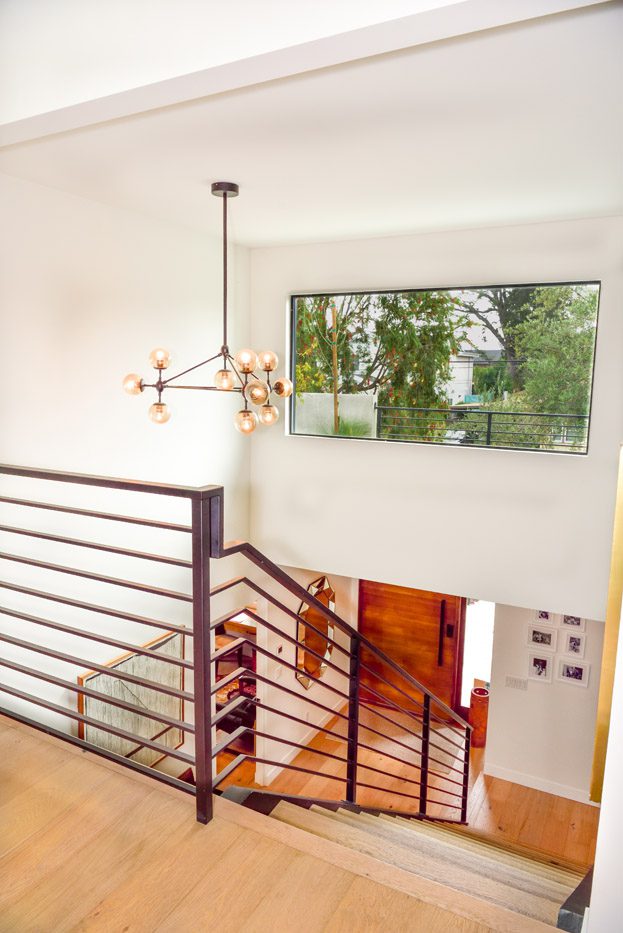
(290, 282), (600, 454)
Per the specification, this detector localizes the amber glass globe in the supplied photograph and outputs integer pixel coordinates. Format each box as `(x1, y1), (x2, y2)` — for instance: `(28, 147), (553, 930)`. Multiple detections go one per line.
(148, 348), (171, 370)
(273, 376), (293, 398)
(122, 373), (143, 395)
(234, 409), (258, 434)
(214, 368), (235, 391)
(258, 404), (279, 426)
(246, 379), (270, 406)
(148, 402), (171, 424)
(234, 348), (257, 374)
(257, 350), (278, 372)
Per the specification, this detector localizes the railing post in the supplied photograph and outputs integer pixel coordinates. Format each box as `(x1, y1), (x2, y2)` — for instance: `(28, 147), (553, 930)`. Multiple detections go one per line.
(419, 694), (430, 817)
(345, 636), (361, 803)
(461, 728), (471, 823)
(191, 494), (214, 824)
(375, 404), (382, 439)
(485, 411), (493, 446)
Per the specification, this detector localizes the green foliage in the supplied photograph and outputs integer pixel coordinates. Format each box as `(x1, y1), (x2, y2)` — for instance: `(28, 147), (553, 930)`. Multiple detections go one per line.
(294, 291), (470, 413)
(512, 285), (597, 416)
(472, 363), (513, 402)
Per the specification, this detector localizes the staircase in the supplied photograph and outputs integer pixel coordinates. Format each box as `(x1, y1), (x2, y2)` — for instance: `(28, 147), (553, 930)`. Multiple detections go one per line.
(222, 788), (587, 928)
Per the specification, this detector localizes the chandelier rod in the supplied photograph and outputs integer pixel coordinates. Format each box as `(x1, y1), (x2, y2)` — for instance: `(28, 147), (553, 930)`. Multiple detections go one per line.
(223, 191), (228, 351)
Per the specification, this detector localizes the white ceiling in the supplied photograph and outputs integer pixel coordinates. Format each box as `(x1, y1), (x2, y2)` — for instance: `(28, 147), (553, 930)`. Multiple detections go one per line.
(0, 2), (621, 246)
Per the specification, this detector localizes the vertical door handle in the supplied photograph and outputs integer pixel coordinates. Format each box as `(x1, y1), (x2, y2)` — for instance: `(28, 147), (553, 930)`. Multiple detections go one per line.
(437, 599), (446, 666)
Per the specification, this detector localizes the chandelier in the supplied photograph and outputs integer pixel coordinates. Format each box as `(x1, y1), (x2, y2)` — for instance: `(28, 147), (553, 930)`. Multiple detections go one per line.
(122, 181), (292, 434)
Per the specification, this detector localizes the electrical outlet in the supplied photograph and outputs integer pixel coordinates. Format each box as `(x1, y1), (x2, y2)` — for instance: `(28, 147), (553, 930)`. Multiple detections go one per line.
(505, 675), (528, 691)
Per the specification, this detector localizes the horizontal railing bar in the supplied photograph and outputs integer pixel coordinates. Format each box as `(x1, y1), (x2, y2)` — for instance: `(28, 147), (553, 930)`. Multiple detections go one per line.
(355, 780), (422, 802)
(0, 463), (221, 500)
(355, 709), (466, 776)
(209, 606), (251, 631)
(212, 637), (247, 663)
(359, 661), (428, 716)
(377, 407), (588, 420)
(0, 606), (192, 670)
(213, 645), (350, 704)
(0, 706), (196, 796)
(245, 756), (349, 785)
(0, 525), (192, 568)
(243, 608), (350, 679)
(0, 580), (193, 636)
(213, 612), (349, 685)
(0, 682), (194, 764)
(255, 701), (348, 746)
(212, 754), (246, 787)
(0, 631), (193, 701)
(124, 723), (175, 761)
(0, 495), (192, 533)
(0, 655), (194, 733)
(0, 553), (192, 602)
(426, 766), (465, 790)
(211, 576), (351, 659)
(214, 666), (350, 726)
(358, 682), (427, 733)
(219, 542), (470, 730)
(213, 694), (252, 727)
(422, 796), (463, 811)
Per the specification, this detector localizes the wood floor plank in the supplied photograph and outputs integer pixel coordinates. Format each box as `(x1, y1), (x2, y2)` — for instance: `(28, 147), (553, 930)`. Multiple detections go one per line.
(325, 875), (490, 933)
(73, 817), (245, 932)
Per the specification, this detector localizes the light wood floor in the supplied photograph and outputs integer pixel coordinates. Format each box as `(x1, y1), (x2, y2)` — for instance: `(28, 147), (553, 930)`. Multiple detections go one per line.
(217, 710), (599, 870)
(0, 715), (494, 933)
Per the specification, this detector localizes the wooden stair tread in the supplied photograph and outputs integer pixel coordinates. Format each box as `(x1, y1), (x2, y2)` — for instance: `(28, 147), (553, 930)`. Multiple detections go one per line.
(271, 801), (566, 926)
(307, 806), (576, 902)
(386, 813), (586, 880)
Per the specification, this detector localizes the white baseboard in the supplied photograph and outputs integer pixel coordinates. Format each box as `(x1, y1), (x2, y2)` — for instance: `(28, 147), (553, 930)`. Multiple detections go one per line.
(484, 762), (600, 807)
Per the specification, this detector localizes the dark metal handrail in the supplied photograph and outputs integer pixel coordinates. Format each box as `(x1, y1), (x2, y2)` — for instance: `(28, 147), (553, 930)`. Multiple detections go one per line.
(0, 463), (471, 828)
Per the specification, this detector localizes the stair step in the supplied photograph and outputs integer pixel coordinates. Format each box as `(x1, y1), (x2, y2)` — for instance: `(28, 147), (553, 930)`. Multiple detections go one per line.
(308, 806), (575, 902)
(271, 801), (567, 925)
(382, 813), (585, 884)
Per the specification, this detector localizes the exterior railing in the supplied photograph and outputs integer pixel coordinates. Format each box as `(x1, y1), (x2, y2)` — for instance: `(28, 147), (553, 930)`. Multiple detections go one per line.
(0, 464), (472, 826)
(376, 405), (589, 453)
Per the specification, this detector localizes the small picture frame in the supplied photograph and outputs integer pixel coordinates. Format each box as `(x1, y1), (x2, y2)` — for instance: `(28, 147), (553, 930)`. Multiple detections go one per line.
(560, 614), (585, 632)
(562, 631), (586, 659)
(527, 625), (557, 652)
(557, 659), (590, 687)
(535, 610), (555, 625)
(528, 652), (553, 682)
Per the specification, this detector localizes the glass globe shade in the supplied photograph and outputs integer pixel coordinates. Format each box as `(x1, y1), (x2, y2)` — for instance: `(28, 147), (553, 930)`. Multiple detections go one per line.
(234, 348), (257, 374)
(273, 377), (293, 398)
(246, 379), (270, 406)
(257, 350), (279, 372)
(148, 402), (171, 424)
(122, 373), (143, 395)
(149, 348), (171, 370)
(258, 404), (280, 426)
(214, 368), (235, 391)
(234, 409), (258, 434)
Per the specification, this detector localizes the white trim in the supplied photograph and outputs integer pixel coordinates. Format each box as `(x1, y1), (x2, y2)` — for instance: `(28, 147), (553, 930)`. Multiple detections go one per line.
(484, 762), (600, 806)
(0, 0), (612, 147)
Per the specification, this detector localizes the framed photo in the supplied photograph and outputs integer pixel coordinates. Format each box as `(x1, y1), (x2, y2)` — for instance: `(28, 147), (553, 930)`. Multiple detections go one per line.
(528, 652), (553, 683)
(527, 625), (557, 652)
(561, 615), (585, 632)
(562, 631), (586, 659)
(534, 610), (555, 625)
(557, 659), (590, 687)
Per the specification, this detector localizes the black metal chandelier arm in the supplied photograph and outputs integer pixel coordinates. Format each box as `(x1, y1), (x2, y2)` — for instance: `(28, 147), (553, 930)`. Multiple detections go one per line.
(226, 354), (246, 389)
(165, 385), (242, 393)
(162, 352), (223, 386)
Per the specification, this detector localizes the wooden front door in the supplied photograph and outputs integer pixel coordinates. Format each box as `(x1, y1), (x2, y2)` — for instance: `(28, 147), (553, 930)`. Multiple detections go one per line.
(358, 580), (465, 711)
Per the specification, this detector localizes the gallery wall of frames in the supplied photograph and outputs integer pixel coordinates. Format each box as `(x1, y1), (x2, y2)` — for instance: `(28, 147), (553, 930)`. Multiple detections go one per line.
(527, 610), (590, 687)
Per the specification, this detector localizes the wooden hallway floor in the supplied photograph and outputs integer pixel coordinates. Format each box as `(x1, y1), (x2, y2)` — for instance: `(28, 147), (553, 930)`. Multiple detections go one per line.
(0, 715), (503, 933)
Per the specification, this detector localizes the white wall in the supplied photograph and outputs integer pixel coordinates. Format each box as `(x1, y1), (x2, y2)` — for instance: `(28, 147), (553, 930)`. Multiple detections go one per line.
(249, 216), (623, 621)
(485, 605), (603, 803)
(587, 596), (623, 932)
(0, 171), (251, 731)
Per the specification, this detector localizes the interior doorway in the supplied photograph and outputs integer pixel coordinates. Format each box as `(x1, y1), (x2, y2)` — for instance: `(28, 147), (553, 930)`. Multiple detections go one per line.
(460, 599), (495, 718)
(358, 580), (466, 712)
